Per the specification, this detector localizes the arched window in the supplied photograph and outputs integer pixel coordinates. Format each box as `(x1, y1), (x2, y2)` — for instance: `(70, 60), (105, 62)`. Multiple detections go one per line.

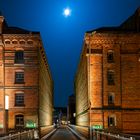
(27, 40), (33, 45)
(5, 40), (11, 44)
(12, 40), (18, 44)
(15, 114), (24, 128)
(19, 40), (26, 45)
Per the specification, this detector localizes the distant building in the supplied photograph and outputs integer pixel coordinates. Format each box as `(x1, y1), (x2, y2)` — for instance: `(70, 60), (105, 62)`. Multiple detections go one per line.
(53, 107), (67, 125)
(75, 8), (140, 135)
(67, 94), (76, 124)
(0, 15), (53, 136)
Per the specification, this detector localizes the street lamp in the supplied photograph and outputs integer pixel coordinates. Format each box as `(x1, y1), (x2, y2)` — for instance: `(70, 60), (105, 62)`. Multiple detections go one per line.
(5, 95), (9, 134)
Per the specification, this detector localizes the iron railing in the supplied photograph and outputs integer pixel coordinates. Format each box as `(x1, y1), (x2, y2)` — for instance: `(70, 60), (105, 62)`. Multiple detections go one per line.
(0, 129), (39, 140)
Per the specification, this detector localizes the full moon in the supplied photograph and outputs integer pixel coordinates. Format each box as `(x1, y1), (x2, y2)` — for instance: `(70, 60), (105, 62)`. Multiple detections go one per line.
(63, 8), (71, 17)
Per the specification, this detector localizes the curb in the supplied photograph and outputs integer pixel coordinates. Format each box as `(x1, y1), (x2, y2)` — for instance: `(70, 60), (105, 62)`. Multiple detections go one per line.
(68, 126), (87, 140)
(41, 128), (57, 140)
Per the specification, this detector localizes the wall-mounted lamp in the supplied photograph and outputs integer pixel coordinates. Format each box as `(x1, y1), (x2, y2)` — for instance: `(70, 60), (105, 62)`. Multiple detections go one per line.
(5, 95), (9, 110)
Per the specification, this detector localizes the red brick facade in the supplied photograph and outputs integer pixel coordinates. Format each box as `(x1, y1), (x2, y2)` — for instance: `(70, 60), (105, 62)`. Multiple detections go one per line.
(75, 8), (140, 134)
(0, 15), (53, 135)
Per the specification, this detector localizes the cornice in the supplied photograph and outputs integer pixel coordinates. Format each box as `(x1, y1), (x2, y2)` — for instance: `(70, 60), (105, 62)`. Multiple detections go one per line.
(2, 33), (40, 39)
(85, 32), (140, 45)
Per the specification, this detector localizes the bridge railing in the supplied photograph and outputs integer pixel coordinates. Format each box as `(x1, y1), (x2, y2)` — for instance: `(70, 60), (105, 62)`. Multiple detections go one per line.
(92, 130), (136, 140)
(0, 129), (39, 140)
(68, 124), (138, 140)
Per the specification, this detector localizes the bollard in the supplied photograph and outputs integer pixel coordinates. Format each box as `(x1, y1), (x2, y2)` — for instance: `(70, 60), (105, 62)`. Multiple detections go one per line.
(34, 130), (39, 140)
(18, 132), (20, 140)
(130, 137), (135, 140)
(9, 134), (12, 140)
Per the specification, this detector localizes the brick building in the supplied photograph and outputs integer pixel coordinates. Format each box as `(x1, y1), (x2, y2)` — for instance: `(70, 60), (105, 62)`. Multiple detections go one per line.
(75, 8), (140, 135)
(0, 15), (53, 136)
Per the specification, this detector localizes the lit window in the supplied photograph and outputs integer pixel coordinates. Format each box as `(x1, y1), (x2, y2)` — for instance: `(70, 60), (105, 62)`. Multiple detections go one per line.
(15, 94), (24, 106)
(108, 116), (115, 127)
(15, 115), (24, 128)
(107, 50), (114, 63)
(108, 93), (115, 104)
(107, 70), (115, 85)
(15, 72), (24, 84)
(15, 51), (24, 64)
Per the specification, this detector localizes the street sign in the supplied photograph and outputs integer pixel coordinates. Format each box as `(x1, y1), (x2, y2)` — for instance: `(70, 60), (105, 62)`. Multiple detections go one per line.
(92, 125), (103, 130)
(26, 120), (36, 128)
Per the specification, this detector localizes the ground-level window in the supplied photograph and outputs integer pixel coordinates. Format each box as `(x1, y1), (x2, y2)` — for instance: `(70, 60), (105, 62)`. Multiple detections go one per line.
(108, 116), (115, 127)
(15, 115), (24, 128)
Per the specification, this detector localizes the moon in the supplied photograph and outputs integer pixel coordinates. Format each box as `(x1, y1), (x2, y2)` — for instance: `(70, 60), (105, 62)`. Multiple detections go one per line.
(63, 8), (71, 17)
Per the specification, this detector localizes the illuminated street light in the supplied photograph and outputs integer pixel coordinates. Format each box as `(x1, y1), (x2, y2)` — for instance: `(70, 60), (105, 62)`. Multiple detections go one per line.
(5, 95), (9, 134)
(5, 95), (9, 110)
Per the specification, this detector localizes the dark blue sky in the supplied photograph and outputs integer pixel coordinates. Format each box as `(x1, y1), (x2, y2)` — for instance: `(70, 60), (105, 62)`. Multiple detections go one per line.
(0, 0), (140, 107)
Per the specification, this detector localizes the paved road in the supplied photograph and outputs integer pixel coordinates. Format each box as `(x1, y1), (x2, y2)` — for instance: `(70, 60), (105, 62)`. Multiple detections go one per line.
(47, 125), (80, 140)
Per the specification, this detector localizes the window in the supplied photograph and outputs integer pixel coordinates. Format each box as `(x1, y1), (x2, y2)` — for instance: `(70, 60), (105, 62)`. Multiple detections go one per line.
(15, 72), (24, 84)
(107, 70), (115, 85)
(15, 51), (24, 64)
(107, 51), (114, 63)
(108, 93), (115, 104)
(15, 94), (24, 106)
(12, 40), (18, 44)
(27, 40), (33, 45)
(15, 115), (24, 128)
(5, 40), (11, 44)
(19, 40), (25, 44)
(108, 116), (115, 127)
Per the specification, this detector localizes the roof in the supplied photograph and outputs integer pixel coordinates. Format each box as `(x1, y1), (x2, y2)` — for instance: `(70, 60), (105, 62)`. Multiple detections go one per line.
(87, 7), (140, 33)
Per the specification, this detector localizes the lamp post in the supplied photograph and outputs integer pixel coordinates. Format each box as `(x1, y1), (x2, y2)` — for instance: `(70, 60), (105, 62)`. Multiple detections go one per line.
(5, 95), (9, 134)
(87, 34), (92, 140)
(87, 32), (96, 140)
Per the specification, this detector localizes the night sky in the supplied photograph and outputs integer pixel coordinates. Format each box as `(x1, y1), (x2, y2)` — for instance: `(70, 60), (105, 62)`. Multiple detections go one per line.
(0, 0), (140, 107)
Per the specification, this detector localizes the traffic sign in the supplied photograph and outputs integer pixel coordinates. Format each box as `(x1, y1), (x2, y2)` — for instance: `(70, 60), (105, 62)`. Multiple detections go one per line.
(92, 125), (103, 130)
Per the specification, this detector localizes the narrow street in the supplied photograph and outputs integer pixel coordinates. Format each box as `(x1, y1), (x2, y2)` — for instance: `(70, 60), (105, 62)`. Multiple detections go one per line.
(46, 125), (80, 140)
